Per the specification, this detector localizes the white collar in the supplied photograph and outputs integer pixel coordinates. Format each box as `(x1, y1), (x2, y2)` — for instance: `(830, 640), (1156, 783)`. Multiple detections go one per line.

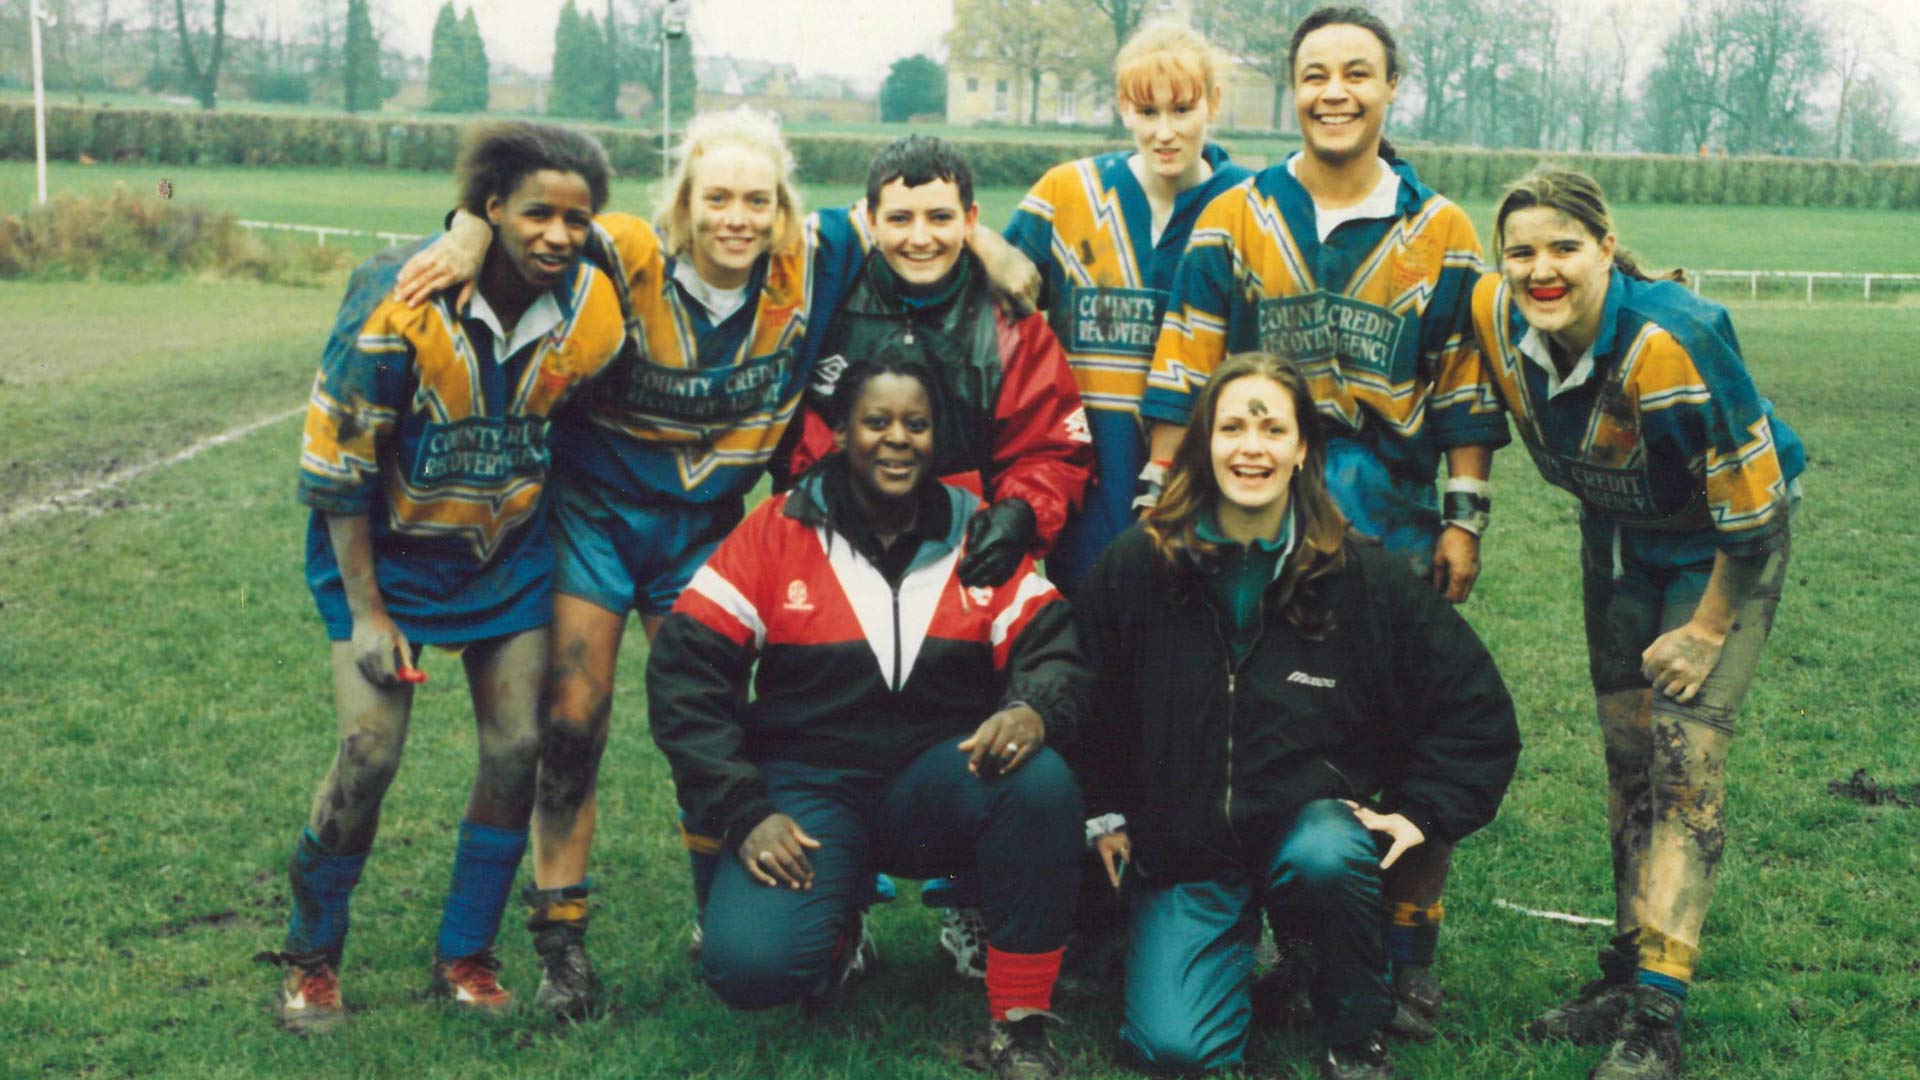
(467, 288), (563, 362)
(1517, 324), (1599, 399)
(672, 258), (750, 324)
(1288, 154), (1401, 242)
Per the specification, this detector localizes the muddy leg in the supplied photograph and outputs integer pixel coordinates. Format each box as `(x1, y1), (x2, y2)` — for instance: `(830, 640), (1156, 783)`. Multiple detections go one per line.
(1635, 710), (1731, 981)
(463, 627), (548, 829)
(1597, 689), (1654, 937)
(307, 642), (415, 854)
(531, 597), (627, 888)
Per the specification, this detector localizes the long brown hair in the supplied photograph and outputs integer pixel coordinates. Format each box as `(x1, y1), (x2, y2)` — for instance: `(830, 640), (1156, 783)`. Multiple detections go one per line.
(1146, 352), (1349, 636)
(1494, 166), (1684, 285)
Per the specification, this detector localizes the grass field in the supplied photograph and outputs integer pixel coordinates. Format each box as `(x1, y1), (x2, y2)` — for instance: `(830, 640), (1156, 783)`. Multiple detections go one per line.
(2, 272), (1917, 1078)
(6, 159), (1920, 279)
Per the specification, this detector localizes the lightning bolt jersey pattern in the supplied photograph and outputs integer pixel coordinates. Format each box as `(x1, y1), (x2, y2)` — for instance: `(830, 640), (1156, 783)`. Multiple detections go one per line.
(299, 241), (626, 643)
(553, 209), (866, 506)
(1144, 157), (1507, 490)
(1468, 267), (1804, 572)
(1004, 144), (1252, 591)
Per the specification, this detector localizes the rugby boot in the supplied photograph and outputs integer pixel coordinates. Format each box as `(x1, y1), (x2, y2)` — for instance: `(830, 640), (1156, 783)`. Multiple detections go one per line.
(1527, 942), (1639, 1044)
(531, 922), (604, 1021)
(1320, 1032), (1395, 1080)
(268, 949), (345, 1036)
(428, 946), (513, 1013)
(940, 906), (989, 979)
(986, 1012), (1067, 1080)
(1250, 939), (1315, 1031)
(1589, 987), (1684, 1080)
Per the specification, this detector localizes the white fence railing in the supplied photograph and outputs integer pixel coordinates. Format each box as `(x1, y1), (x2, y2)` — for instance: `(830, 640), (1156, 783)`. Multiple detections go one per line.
(235, 219), (1920, 303)
(236, 219), (423, 247)
(1690, 269), (1920, 302)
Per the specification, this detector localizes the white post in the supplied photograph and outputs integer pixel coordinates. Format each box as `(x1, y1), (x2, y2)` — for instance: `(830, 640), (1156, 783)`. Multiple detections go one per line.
(30, 0), (49, 205)
(661, 0), (687, 183)
(660, 37), (670, 183)
(1865, 274), (1874, 302)
(1806, 273), (1813, 303)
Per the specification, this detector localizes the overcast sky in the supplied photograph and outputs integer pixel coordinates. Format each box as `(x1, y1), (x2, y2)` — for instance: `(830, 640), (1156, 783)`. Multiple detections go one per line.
(244, 0), (1918, 129)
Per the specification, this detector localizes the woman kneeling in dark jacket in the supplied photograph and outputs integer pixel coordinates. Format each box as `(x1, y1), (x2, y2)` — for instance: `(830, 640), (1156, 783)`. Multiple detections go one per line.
(1073, 352), (1520, 1080)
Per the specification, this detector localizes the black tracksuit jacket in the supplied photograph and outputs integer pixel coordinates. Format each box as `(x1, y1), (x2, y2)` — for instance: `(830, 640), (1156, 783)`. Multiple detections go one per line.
(1072, 523), (1521, 884)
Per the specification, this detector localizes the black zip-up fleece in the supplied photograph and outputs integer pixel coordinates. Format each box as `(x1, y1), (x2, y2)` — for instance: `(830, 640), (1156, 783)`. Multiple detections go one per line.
(1072, 523), (1520, 884)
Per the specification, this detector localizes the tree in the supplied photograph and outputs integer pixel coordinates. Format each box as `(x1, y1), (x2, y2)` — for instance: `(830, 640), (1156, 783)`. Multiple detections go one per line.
(1640, 5), (1737, 154)
(342, 0), (382, 112)
(458, 8), (490, 111)
(171, 0), (226, 110)
(426, 1), (463, 112)
(595, 0), (621, 120)
(547, 1), (601, 118)
(1843, 72), (1906, 162)
(1196, 0), (1316, 130)
(1718, 0), (1827, 155)
(947, 0), (1079, 125)
(880, 54), (947, 122)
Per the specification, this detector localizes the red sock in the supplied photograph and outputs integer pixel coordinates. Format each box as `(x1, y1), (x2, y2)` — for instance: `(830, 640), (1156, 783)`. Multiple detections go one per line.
(985, 944), (1064, 1021)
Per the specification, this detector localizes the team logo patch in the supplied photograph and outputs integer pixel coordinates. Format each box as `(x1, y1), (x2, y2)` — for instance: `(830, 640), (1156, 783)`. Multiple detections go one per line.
(783, 580), (815, 612)
(1392, 230), (1441, 291)
(966, 585), (995, 607)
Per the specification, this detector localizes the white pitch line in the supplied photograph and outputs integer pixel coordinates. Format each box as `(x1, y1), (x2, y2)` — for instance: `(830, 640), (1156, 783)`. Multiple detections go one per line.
(0, 406), (304, 531)
(1494, 898), (1613, 926)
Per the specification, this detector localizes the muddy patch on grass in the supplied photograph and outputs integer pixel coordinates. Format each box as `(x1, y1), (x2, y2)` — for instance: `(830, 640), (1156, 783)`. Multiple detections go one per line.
(1827, 768), (1919, 809)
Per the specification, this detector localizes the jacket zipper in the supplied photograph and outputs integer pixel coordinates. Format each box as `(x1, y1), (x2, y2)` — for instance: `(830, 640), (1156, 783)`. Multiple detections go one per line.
(1211, 580), (1275, 840)
(890, 580), (904, 692)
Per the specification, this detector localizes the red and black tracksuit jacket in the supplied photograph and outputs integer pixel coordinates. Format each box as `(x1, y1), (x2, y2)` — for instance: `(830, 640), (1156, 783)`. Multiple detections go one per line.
(786, 251), (1094, 553)
(646, 457), (1088, 850)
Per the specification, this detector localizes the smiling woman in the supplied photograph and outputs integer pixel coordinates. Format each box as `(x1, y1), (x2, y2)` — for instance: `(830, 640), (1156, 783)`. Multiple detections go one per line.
(1074, 351), (1520, 1080)
(643, 353), (1089, 1076)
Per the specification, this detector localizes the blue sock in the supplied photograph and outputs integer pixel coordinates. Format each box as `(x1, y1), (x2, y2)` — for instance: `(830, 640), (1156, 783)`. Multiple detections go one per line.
(1637, 969), (1690, 1003)
(1385, 925), (1417, 966)
(286, 828), (367, 956)
(435, 821), (528, 961)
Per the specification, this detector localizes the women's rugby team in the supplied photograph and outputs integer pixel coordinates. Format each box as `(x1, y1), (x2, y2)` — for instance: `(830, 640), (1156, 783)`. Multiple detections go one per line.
(267, 6), (1803, 1080)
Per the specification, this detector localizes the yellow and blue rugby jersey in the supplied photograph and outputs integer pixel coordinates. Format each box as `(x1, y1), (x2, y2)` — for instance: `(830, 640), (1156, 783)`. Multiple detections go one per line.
(299, 241), (625, 643)
(1144, 156), (1505, 483)
(1469, 267), (1804, 570)
(553, 209), (866, 504)
(1006, 145), (1252, 416)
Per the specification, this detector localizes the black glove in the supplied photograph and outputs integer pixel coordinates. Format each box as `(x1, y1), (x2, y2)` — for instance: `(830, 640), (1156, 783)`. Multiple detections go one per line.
(957, 499), (1037, 589)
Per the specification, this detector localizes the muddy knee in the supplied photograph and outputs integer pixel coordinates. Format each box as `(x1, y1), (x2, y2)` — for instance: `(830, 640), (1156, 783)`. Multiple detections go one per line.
(537, 694), (609, 819)
(309, 727), (406, 852)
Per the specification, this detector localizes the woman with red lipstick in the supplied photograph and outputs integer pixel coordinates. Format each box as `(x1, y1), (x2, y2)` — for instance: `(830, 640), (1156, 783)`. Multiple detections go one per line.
(1074, 352), (1518, 1079)
(646, 356), (1088, 1079)
(1470, 167), (1803, 1080)
(1141, 6), (1507, 1035)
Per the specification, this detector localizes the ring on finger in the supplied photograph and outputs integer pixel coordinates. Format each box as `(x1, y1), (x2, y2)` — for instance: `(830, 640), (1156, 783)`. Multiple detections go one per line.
(1005, 741), (1021, 754)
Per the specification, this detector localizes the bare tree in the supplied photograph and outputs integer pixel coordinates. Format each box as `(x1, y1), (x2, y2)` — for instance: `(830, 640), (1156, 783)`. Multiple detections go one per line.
(1718, 0), (1827, 154)
(171, 0), (225, 109)
(948, 0), (1080, 125)
(1196, 0), (1318, 130)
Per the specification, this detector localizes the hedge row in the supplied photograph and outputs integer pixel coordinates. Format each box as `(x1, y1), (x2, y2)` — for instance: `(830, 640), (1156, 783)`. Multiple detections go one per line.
(1398, 145), (1920, 210)
(4, 102), (1917, 209)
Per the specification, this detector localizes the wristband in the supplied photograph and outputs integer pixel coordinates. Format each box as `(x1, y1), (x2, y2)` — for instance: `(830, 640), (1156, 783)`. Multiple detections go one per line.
(1442, 476), (1491, 536)
(1132, 460), (1171, 511)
